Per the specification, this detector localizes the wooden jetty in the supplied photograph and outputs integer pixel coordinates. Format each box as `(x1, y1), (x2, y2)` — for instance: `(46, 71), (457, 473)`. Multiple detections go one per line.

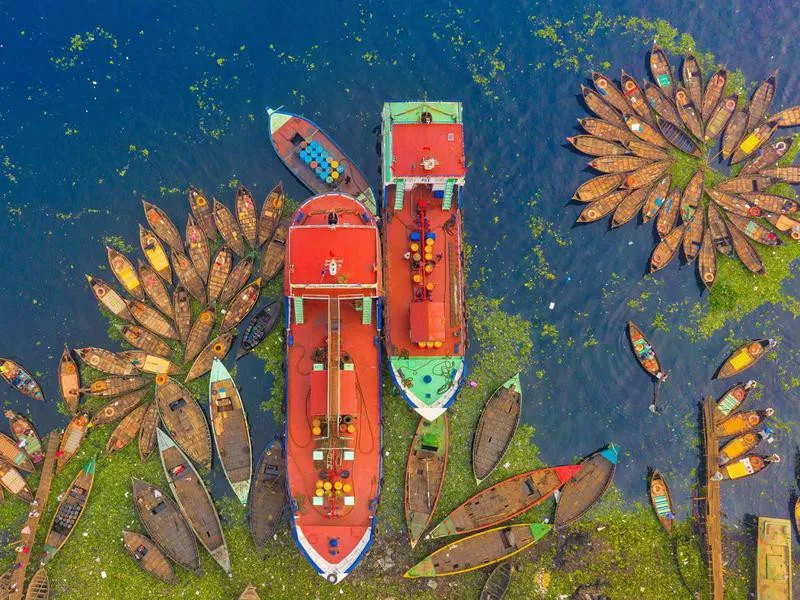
(702, 396), (723, 600)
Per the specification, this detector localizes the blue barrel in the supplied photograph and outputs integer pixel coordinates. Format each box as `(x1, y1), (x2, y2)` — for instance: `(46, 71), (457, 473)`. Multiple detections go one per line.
(303, 153), (311, 164)
(337, 164), (345, 173)
(299, 150), (308, 161)
(326, 176), (334, 184)
(319, 150), (328, 160)
(315, 166), (323, 174)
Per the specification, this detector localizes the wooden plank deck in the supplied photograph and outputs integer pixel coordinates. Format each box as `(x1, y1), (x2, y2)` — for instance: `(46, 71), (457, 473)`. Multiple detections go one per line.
(703, 396), (723, 600)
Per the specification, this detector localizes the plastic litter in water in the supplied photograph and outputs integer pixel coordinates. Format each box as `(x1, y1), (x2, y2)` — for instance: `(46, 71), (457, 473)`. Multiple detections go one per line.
(548, 302), (555, 310)
(468, 380), (478, 388)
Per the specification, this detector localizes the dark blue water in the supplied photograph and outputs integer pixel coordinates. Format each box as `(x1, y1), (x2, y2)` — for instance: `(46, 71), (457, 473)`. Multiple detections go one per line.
(2, 0), (800, 531)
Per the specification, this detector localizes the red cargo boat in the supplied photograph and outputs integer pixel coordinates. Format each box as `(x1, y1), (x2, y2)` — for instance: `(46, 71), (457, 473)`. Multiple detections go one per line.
(284, 193), (382, 584)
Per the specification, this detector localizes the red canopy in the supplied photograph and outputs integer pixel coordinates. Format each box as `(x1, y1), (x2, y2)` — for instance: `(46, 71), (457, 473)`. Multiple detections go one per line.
(410, 301), (446, 343)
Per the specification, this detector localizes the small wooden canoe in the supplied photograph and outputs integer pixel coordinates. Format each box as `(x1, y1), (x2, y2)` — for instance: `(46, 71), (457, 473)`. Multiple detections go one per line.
(620, 70), (654, 124)
(138, 400), (159, 461)
(721, 108), (750, 160)
(589, 155), (651, 174)
(184, 310), (215, 363)
(771, 105), (800, 127)
(235, 186), (258, 248)
(717, 176), (774, 194)
(760, 166), (800, 184)
(139, 225), (173, 285)
(756, 516), (792, 600)
(576, 189), (628, 223)
(682, 55), (703, 108)
(42, 457), (95, 563)
(220, 278), (261, 332)
(648, 469), (675, 534)
(701, 70), (727, 123)
(706, 188), (754, 218)
(719, 453), (779, 480)
(719, 429), (772, 465)
(172, 287), (192, 344)
(731, 122), (778, 164)
(656, 117), (700, 155)
(627, 321), (666, 379)
(25, 567), (49, 600)
(131, 477), (200, 574)
(405, 416), (448, 547)
(674, 87), (703, 139)
(611, 186), (650, 228)
(697, 224), (717, 289)
(239, 585), (261, 600)
(649, 43), (675, 98)
(404, 522), (551, 578)
(207, 247), (232, 305)
(473, 373), (522, 483)
(172, 249), (207, 305)
(185, 215), (210, 282)
(580, 85), (626, 129)
(137, 260), (174, 320)
(763, 212), (800, 240)
(591, 71), (630, 115)
(579, 117), (634, 144)
(106, 403), (148, 454)
(156, 376), (212, 469)
(568, 134), (626, 157)
(714, 381), (758, 422)
(119, 351), (181, 376)
(58, 347), (81, 413)
(90, 387), (149, 426)
(213, 198), (247, 257)
(651, 223), (686, 272)
(249, 441), (286, 549)
(186, 332), (234, 382)
(480, 562), (512, 600)
(623, 159), (673, 190)
(5, 410), (43, 463)
(626, 139), (670, 161)
(707, 204), (735, 256)
(573, 173), (625, 202)
(0, 431), (33, 472)
(554, 444), (618, 526)
(740, 192), (799, 215)
(680, 171), (703, 224)
(123, 530), (176, 584)
(86, 275), (134, 321)
(57, 413), (89, 472)
(741, 137), (791, 175)
(157, 429), (230, 573)
(260, 219), (290, 281)
(624, 114), (671, 150)
(142, 200), (183, 251)
(0, 460), (33, 502)
(121, 324), (172, 359)
(641, 174), (671, 222)
(728, 223), (766, 274)
(219, 257), (254, 306)
(430, 464), (581, 540)
(746, 70), (777, 132)
(258, 182), (285, 246)
(237, 301), (281, 359)
(655, 188), (681, 238)
(75, 347), (139, 376)
(703, 94), (737, 142)
(79, 375), (148, 398)
(726, 214), (782, 246)
(682, 203), (705, 262)
(644, 82), (681, 124)
(126, 299), (179, 340)
(0, 358), (43, 401)
(717, 339), (776, 379)
(188, 185), (217, 239)
(715, 408), (774, 438)
(106, 246), (144, 300)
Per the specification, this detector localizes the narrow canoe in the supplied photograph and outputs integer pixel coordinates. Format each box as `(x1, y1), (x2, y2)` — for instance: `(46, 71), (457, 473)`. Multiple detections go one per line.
(156, 377), (212, 469)
(260, 219), (289, 281)
(138, 400), (159, 462)
(126, 299), (179, 340)
(137, 260), (174, 320)
(222, 258), (255, 307)
(405, 416), (448, 547)
(567, 135), (627, 157)
(746, 70), (778, 132)
(236, 301), (281, 359)
(480, 562), (512, 600)
(627, 321), (666, 378)
(86, 275), (134, 321)
(756, 516), (792, 600)
(249, 441), (286, 549)
(626, 139), (670, 161)
(649, 43), (675, 97)
(139, 225), (173, 285)
(119, 351), (181, 376)
(24, 567), (49, 600)
(703, 94), (738, 142)
(728, 223), (766, 274)
(740, 192), (799, 215)
(213, 198), (247, 257)
(707, 204), (735, 255)
(610, 186), (650, 228)
(576, 190), (628, 223)
(682, 55), (703, 109)
(714, 381), (758, 422)
(591, 71), (630, 115)
(157, 429), (230, 573)
(674, 87), (703, 139)
(573, 173), (625, 202)
(131, 477), (200, 574)
(719, 453), (779, 480)
(142, 200), (183, 251)
(721, 108), (749, 160)
(0, 460), (33, 502)
(740, 137), (791, 175)
(726, 214), (782, 246)
(42, 458), (95, 563)
(239, 585), (261, 600)
(209, 359), (252, 504)
(106, 246), (144, 300)
(235, 186), (258, 248)
(589, 155), (651, 174)
(57, 413), (89, 472)
(79, 374), (148, 398)
(172, 249), (207, 304)
(717, 339), (776, 379)
(655, 188), (681, 238)
(682, 202), (705, 262)
(106, 403), (148, 454)
(648, 470), (675, 534)
(207, 247), (232, 304)
(472, 373), (522, 483)
(429, 464), (581, 540)
(404, 523), (551, 578)
(681, 171), (705, 218)
(701, 70), (727, 123)
(760, 165), (800, 184)
(716, 176), (774, 194)
(580, 85), (626, 129)
(58, 347), (81, 413)
(554, 444), (618, 527)
(185, 332), (234, 382)
(644, 82), (681, 124)
(90, 387), (149, 426)
(185, 214), (211, 282)
(120, 324), (172, 359)
(656, 117), (700, 155)
(5, 410), (43, 463)
(641, 175), (671, 222)
(623, 159), (673, 190)
(220, 278), (261, 332)
(771, 105), (800, 127)
(706, 188), (754, 218)
(620, 69), (654, 124)
(188, 185), (217, 239)
(763, 212), (800, 240)
(715, 408), (774, 438)
(75, 347), (139, 376)
(172, 287), (192, 344)
(184, 310), (215, 363)
(719, 429), (772, 465)
(697, 224), (717, 289)
(579, 117), (634, 144)
(0, 431), (34, 472)
(731, 122), (778, 164)
(123, 530), (176, 585)
(257, 182), (285, 246)
(624, 114), (672, 150)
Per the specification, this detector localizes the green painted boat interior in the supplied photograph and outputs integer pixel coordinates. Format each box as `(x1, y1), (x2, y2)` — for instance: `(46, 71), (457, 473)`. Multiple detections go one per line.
(390, 355), (463, 407)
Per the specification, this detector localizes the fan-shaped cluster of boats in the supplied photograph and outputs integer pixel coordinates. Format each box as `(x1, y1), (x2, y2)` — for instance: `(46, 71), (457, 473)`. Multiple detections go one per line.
(569, 43), (800, 287)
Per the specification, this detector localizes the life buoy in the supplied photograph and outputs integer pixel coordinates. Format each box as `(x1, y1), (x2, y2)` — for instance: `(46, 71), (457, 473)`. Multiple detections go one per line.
(750, 455), (763, 468)
(65, 363), (76, 374)
(90, 355), (100, 366)
(732, 388), (745, 400)
(777, 142), (787, 150)
(103, 406), (115, 417)
(747, 413), (760, 426)
(155, 374), (167, 385)
(97, 286), (106, 297)
(587, 209), (598, 219)
(196, 196), (207, 207)
(597, 78), (607, 89)
(792, 230), (800, 241)
(200, 312), (213, 323)
(743, 433), (758, 444)
(748, 207), (761, 217)
(651, 481), (665, 495)
(703, 272), (715, 283)
(748, 343), (763, 355)
(676, 91), (685, 102)
(725, 99), (736, 109)
(213, 343), (225, 355)
(624, 80), (635, 92)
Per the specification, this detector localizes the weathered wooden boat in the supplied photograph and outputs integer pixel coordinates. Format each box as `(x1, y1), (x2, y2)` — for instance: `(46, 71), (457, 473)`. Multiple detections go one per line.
(717, 339), (776, 379)
(641, 174), (671, 222)
(236, 300), (281, 359)
(213, 198), (247, 257)
(719, 453), (779, 480)
(90, 387), (149, 426)
(220, 256), (255, 302)
(106, 403), (148, 454)
(579, 117), (634, 144)
(644, 82), (682, 125)
(142, 200), (182, 251)
(123, 530), (176, 584)
(249, 440), (286, 549)
(188, 185), (217, 239)
(0, 460), (33, 501)
(718, 429), (773, 465)
(626, 139), (670, 161)
(58, 347), (81, 413)
(589, 155), (651, 174)
(156, 376), (212, 469)
(620, 70), (654, 123)
(713, 380), (758, 422)
(267, 107), (377, 213)
(257, 182), (285, 246)
(649, 43), (675, 98)
(682, 55), (703, 108)
(206, 246), (232, 305)
(648, 469), (675, 534)
(172, 249), (207, 305)
(715, 408), (774, 438)
(119, 351), (181, 376)
(405, 416), (448, 547)
(701, 70), (727, 123)
(0, 431), (33, 473)
(239, 584), (261, 600)
(554, 444), (618, 527)
(731, 122), (778, 164)
(591, 71), (630, 115)
(430, 464), (580, 540)
(740, 192), (799, 215)
(86, 274), (134, 321)
(741, 137), (791, 175)
(404, 522), (550, 578)
(627, 321), (667, 379)
(721, 107), (749, 160)
(656, 117), (700, 155)
(25, 567), (49, 600)
(137, 260), (174, 320)
(567, 135), (626, 157)
(120, 324), (172, 359)
(235, 186), (258, 248)
(624, 114), (672, 150)
(655, 188), (681, 238)
(57, 413), (89, 472)
(106, 246), (144, 300)
(761, 165), (800, 184)
(184, 310), (215, 363)
(157, 429), (230, 573)
(771, 105), (800, 127)
(623, 159), (673, 190)
(185, 214), (210, 282)
(579, 86), (626, 129)
(674, 87), (703, 139)
(706, 187), (755, 218)
(707, 202), (736, 258)
(756, 516), (792, 599)
(746, 70), (777, 132)
(716, 175), (774, 194)
(172, 287), (192, 344)
(259, 219), (289, 281)
(42, 458), (95, 563)
(763, 211), (800, 240)
(682, 195), (705, 262)
(703, 94), (737, 142)
(220, 278), (261, 332)
(611, 186), (650, 228)
(132, 477), (201, 574)
(697, 224), (717, 289)
(79, 374), (148, 398)
(5, 410), (43, 463)
(126, 299), (179, 340)
(185, 333), (234, 382)
(729, 222), (766, 274)
(473, 373), (522, 483)
(138, 400), (159, 461)
(75, 347), (139, 376)
(139, 225), (173, 284)
(726, 214), (782, 246)
(573, 173), (625, 202)
(480, 562), (512, 600)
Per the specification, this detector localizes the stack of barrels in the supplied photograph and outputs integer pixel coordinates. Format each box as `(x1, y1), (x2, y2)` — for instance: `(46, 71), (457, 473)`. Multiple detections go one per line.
(298, 140), (346, 185)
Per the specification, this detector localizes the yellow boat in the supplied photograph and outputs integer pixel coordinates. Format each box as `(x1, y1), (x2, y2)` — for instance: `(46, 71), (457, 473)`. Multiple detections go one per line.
(756, 516), (792, 599)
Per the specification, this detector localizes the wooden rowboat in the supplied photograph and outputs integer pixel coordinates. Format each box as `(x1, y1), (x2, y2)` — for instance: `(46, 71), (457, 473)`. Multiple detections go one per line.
(58, 347), (81, 413)
(713, 381), (758, 422)
(429, 464), (581, 540)
(106, 246), (144, 300)
(137, 260), (174, 320)
(740, 192), (799, 215)
(717, 339), (776, 379)
(682, 54), (703, 109)
(186, 333), (234, 382)
(473, 373), (522, 483)
(573, 173), (625, 202)
(119, 351), (181, 376)
(707, 204), (734, 256)
(650, 223), (686, 272)
(260, 219), (289, 281)
(213, 198), (247, 257)
(626, 139), (670, 161)
(721, 108), (749, 160)
(57, 413), (89, 472)
(703, 94), (737, 142)
(623, 159), (673, 190)
(554, 444), (618, 527)
(188, 185), (217, 239)
(697, 224), (717, 289)
(185, 215), (210, 282)
(624, 114), (671, 150)
(576, 190), (628, 223)
(207, 246), (232, 305)
(249, 441), (286, 549)
(132, 477), (200, 574)
(123, 530), (176, 584)
(405, 416), (448, 547)
(731, 122), (778, 164)
(649, 43), (675, 98)
(763, 212), (800, 240)
(655, 188), (681, 238)
(75, 347), (139, 376)
(184, 310), (215, 363)
(157, 429), (230, 573)
(591, 71), (630, 115)
(771, 105), (800, 127)
(106, 403), (148, 454)
(42, 458), (95, 563)
(761, 166), (800, 184)
(644, 82), (681, 125)
(172, 249), (207, 305)
(579, 117), (634, 144)
(648, 469), (675, 534)
(219, 257), (254, 306)
(404, 522), (551, 578)
(746, 70), (777, 132)
(480, 562), (512, 600)
(620, 70), (654, 124)
(126, 299), (179, 340)
(121, 324), (172, 359)
(79, 374), (148, 398)
(235, 186), (258, 248)
(139, 225), (172, 284)
(172, 287), (192, 344)
(642, 175), (671, 222)
(237, 301), (281, 359)
(220, 278), (261, 332)
(707, 188), (754, 217)
(627, 321), (667, 380)
(90, 387), (149, 426)
(682, 202), (705, 262)
(25, 567), (49, 600)
(716, 176), (774, 194)
(756, 517), (792, 600)
(718, 429), (773, 465)
(726, 214), (782, 246)
(138, 400), (159, 461)
(682, 170), (704, 214)
(0, 431), (33, 472)
(142, 200), (183, 251)
(86, 275), (134, 321)
(5, 410), (43, 463)
(239, 585), (261, 600)
(611, 186), (650, 228)
(258, 182), (285, 246)
(156, 377), (212, 469)
(740, 137), (791, 175)
(568, 135), (626, 157)
(580, 85), (626, 129)
(719, 453), (779, 480)
(728, 222), (766, 274)
(0, 460), (33, 502)
(0, 358), (43, 401)
(656, 117), (700, 155)
(701, 70), (727, 123)
(674, 87), (703, 139)
(589, 155), (651, 174)
(715, 408), (774, 438)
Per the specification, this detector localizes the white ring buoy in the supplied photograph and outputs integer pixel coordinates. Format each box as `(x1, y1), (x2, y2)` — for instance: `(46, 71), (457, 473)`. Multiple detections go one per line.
(90, 356), (100, 366)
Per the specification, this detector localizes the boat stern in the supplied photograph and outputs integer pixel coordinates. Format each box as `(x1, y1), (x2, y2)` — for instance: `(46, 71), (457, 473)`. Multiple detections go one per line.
(389, 356), (464, 420)
(232, 480), (250, 506)
(404, 556), (435, 579)
(600, 444), (619, 465)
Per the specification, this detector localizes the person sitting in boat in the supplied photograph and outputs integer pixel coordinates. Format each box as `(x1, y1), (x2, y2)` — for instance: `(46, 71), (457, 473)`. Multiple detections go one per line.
(655, 371), (669, 382)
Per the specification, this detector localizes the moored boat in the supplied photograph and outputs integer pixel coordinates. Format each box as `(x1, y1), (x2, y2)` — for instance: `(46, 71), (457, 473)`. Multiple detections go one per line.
(57, 412), (89, 472)
(627, 322), (667, 379)
(213, 198), (247, 257)
(155, 376), (212, 469)
(139, 225), (173, 284)
(42, 458), (95, 563)
(589, 155), (651, 174)
(624, 114), (671, 150)
(0, 460), (33, 502)
(655, 187), (681, 238)
(620, 70), (654, 123)
(184, 310), (214, 363)
(763, 211), (800, 239)
(718, 453), (779, 480)
(740, 137), (791, 175)
(715, 408), (774, 438)
(721, 107), (749, 160)
(137, 260), (174, 320)
(697, 224), (717, 289)
(142, 200), (183, 251)
(480, 562), (512, 600)
(86, 274), (134, 321)
(713, 380), (758, 422)
(122, 530), (176, 584)
(761, 165), (800, 184)
(716, 175), (774, 194)
(220, 257), (254, 306)
(717, 339), (776, 379)
(746, 70), (778, 132)
(0, 431), (34, 472)
(682, 202), (705, 262)
(126, 299), (179, 340)
(106, 403), (148, 454)
(257, 182), (285, 246)
(626, 139), (670, 160)
(703, 94), (737, 142)
(236, 301), (281, 359)
(718, 428), (773, 465)
(250, 440), (286, 550)
(235, 186), (258, 248)
(120, 324), (172, 359)
(707, 204), (734, 255)
(641, 174), (671, 222)
(610, 186), (650, 228)
(220, 278), (261, 332)
(185, 332), (234, 382)
(577, 190), (629, 223)
(728, 220), (766, 274)
(756, 516), (791, 599)
(554, 444), (618, 527)
(119, 351), (181, 376)
(5, 410), (43, 463)
(623, 158), (673, 189)
(644, 82), (681, 124)
(771, 105), (800, 127)
(188, 185), (217, 239)
(650, 223), (686, 272)
(580, 85), (627, 129)
(185, 215), (211, 282)
(405, 416), (448, 547)
(681, 54), (703, 109)
(239, 585), (261, 600)
(0, 358), (43, 401)
(674, 87), (703, 139)
(740, 192), (799, 215)
(90, 387), (149, 426)
(76, 347), (140, 376)
(171, 249), (207, 305)
(567, 134), (626, 157)
(58, 347), (81, 413)
(473, 373), (522, 483)
(648, 469), (675, 533)
(138, 400), (159, 462)
(573, 173), (625, 202)
(726, 213), (782, 246)
(206, 247), (232, 304)
(259, 219), (289, 282)
(731, 122), (778, 164)
(172, 287), (192, 344)
(579, 117), (634, 144)
(106, 246), (144, 300)
(701, 70), (727, 123)
(649, 43), (675, 98)
(25, 567), (49, 600)
(656, 117), (700, 155)
(591, 71), (630, 115)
